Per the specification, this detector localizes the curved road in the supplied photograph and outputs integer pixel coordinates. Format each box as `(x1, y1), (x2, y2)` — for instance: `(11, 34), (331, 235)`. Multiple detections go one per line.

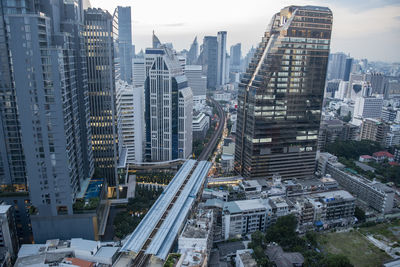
(198, 98), (226, 161)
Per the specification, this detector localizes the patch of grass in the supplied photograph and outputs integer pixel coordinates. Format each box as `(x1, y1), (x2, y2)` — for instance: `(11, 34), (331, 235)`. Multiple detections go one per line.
(358, 220), (400, 243)
(318, 231), (390, 267)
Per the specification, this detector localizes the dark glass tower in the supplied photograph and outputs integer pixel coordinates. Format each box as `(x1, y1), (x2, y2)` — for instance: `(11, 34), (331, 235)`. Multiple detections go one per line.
(235, 5), (333, 179)
(200, 36), (218, 89)
(84, 8), (119, 186)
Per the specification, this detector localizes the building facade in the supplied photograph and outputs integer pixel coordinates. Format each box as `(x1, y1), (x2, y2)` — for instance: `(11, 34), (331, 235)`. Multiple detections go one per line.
(116, 81), (143, 163)
(117, 6), (133, 84)
(217, 31), (227, 86)
(199, 36), (218, 89)
(84, 8), (119, 185)
(144, 47), (193, 161)
(235, 5), (333, 179)
(185, 65), (207, 106)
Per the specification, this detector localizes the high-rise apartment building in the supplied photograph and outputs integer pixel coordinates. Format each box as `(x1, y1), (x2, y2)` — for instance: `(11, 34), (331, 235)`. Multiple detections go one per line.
(187, 37), (198, 65)
(217, 31), (227, 86)
(84, 8), (119, 186)
(0, 0), (98, 242)
(116, 81), (143, 163)
(230, 43), (241, 72)
(144, 47), (193, 161)
(198, 36), (218, 89)
(235, 5), (333, 179)
(118, 6), (133, 84)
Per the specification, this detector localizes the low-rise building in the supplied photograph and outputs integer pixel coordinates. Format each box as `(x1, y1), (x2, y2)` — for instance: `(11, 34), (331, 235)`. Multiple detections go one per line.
(266, 244), (304, 267)
(221, 139), (235, 173)
(373, 151), (395, 163)
(0, 204), (18, 260)
(235, 249), (257, 267)
(318, 152), (395, 214)
(192, 112), (210, 140)
(14, 238), (119, 267)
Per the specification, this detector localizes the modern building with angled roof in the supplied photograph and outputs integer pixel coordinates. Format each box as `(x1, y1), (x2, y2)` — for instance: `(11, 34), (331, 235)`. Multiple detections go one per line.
(235, 5), (333, 180)
(144, 45), (193, 161)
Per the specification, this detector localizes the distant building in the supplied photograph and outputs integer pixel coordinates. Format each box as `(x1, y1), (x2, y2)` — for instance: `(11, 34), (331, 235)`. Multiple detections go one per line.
(192, 112), (210, 140)
(318, 120), (358, 151)
(117, 6), (133, 84)
(198, 36), (218, 89)
(217, 31), (227, 86)
(145, 47), (193, 161)
(385, 125), (400, 148)
(221, 141), (235, 173)
(133, 57), (146, 88)
(186, 37), (198, 65)
(360, 118), (389, 144)
(327, 52), (347, 80)
(185, 65), (207, 107)
(353, 96), (384, 125)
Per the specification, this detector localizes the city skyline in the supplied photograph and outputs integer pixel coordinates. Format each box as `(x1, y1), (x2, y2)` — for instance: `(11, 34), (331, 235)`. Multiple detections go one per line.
(90, 0), (400, 62)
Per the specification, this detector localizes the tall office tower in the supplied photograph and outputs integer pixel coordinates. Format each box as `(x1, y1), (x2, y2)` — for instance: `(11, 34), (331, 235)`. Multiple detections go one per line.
(185, 65), (207, 107)
(0, 0), (96, 241)
(84, 8), (119, 186)
(118, 6), (133, 84)
(327, 52), (347, 80)
(343, 57), (353, 81)
(217, 31), (227, 86)
(187, 37), (198, 65)
(353, 96), (384, 125)
(230, 43), (241, 71)
(133, 57), (146, 88)
(235, 5), (332, 180)
(117, 81), (143, 163)
(145, 47), (193, 161)
(198, 36), (218, 89)
(367, 72), (387, 95)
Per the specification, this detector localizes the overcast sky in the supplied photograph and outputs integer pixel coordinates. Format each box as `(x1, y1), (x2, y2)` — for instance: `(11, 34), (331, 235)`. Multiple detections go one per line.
(90, 0), (400, 62)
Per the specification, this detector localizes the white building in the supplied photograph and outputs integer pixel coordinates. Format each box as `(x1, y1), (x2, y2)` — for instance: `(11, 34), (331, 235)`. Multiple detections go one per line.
(185, 65), (207, 108)
(145, 47), (193, 161)
(132, 57), (146, 88)
(116, 81), (143, 163)
(221, 142), (235, 173)
(385, 124), (400, 147)
(222, 199), (273, 240)
(217, 31), (227, 86)
(334, 81), (349, 100)
(192, 112), (210, 140)
(353, 96), (383, 126)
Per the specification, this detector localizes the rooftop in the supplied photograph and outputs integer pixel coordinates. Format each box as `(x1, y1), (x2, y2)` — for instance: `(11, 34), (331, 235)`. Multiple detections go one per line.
(373, 151), (394, 158)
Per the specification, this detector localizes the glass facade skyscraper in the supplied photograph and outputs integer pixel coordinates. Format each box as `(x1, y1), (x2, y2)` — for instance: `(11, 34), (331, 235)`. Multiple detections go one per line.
(235, 5), (333, 179)
(118, 6), (133, 84)
(84, 8), (119, 186)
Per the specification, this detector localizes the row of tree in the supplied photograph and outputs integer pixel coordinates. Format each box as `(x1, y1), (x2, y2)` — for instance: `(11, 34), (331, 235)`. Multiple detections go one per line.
(249, 215), (353, 267)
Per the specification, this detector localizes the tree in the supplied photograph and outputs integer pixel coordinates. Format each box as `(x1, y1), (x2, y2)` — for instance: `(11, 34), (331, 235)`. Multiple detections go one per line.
(354, 207), (366, 223)
(343, 111), (351, 123)
(321, 254), (353, 267)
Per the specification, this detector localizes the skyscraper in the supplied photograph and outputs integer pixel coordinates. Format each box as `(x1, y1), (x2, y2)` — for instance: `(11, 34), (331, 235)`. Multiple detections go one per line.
(230, 43), (241, 72)
(0, 0), (95, 241)
(185, 65), (207, 107)
(145, 46), (193, 161)
(187, 37), (198, 65)
(117, 81), (143, 163)
(84, 8), (119, 186)
(217, 31), (227, 86)
(235, 5), (333, 180)
(118, 6), (133, 84)
(327, 52), (347, 80)
(198, 36), (218, 89)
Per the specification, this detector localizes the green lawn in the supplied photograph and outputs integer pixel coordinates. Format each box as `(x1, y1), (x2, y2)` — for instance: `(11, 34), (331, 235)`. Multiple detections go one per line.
(318, 231), (390, 267)
(359, 220), (400, 244)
